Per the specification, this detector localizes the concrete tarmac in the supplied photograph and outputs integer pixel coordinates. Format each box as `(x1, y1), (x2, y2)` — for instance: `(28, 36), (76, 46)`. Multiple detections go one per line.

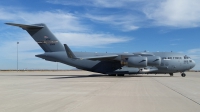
(0, 71), (200, 112)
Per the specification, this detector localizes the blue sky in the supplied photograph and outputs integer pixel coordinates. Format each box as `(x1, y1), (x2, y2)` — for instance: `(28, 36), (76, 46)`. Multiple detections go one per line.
(0, 0), (200, 70)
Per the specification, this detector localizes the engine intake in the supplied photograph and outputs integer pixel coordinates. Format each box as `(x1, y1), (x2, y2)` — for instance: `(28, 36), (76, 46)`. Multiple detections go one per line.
(147, 56), (161, 66)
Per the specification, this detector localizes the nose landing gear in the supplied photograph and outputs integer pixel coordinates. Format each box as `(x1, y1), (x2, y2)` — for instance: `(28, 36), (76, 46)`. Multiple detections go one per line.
(169, 73), (173, 76)
(181, 73), (186, 77)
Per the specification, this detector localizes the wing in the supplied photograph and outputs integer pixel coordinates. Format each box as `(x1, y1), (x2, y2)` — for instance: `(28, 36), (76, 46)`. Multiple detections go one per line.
(133, 52), (154, 56)
(63, 44), (154, 61)
(80, 55), (118, 61)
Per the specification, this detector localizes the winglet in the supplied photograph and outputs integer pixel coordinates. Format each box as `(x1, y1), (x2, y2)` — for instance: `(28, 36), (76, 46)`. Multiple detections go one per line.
(64, 44), (77, 59)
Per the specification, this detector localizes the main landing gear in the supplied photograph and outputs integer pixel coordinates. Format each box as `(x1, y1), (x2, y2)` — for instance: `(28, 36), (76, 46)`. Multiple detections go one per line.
(181, 73), (186, 77)
(169, 73), (186, 77)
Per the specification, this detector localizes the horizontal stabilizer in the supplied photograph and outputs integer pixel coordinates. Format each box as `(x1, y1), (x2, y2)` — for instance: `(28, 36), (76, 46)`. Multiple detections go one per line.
(5, 23), (44, 29)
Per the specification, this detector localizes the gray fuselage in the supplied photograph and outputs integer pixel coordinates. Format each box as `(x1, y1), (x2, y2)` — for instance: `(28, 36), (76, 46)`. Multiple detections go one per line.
(36, 51), (195, 74)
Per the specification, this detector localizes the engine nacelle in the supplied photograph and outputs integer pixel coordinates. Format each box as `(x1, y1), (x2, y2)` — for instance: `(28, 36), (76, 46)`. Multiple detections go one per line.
(127, 57), (147, 68)
(146, 56), (161, 66)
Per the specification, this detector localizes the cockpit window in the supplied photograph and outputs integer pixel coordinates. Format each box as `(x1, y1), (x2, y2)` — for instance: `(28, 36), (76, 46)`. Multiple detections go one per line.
(184, 55), (190, 59)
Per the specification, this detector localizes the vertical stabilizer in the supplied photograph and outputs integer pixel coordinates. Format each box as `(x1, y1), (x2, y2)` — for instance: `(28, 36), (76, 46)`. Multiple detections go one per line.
(5, 23), (65, 52)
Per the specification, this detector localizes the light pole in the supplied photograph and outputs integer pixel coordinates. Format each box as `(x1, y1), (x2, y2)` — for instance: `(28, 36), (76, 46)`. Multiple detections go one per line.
(57, 62), (58, 70)
(17, 42), (19, 71)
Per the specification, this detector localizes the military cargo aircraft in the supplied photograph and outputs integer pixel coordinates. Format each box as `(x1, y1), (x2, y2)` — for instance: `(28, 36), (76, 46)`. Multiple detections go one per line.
(6, 23), (195, 77)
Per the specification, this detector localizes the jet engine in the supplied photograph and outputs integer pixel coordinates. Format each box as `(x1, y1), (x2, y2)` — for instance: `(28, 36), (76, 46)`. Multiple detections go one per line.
(146, 56), (161, 66)
(121, 56), (161, 68)
(127, 57), (147, 67)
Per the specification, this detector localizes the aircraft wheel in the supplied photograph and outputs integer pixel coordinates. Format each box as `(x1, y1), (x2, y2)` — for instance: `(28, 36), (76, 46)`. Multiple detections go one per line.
(118, 74), (124, 76)
(181, 73), (186, 77)
(169, 73), (173, 76)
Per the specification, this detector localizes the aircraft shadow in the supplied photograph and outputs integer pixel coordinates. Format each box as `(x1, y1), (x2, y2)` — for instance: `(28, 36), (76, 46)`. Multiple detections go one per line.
(49, 74), (106, 79)
(50, 74), (178, 79)
(0, 74), (178, 79)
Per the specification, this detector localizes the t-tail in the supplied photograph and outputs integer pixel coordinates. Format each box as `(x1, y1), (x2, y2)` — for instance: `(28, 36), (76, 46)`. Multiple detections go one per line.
(5, 23), (65, 52)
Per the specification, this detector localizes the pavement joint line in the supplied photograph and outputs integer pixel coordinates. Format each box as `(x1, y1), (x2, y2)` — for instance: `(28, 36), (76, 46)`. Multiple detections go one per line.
(151, 77), (200, 106)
